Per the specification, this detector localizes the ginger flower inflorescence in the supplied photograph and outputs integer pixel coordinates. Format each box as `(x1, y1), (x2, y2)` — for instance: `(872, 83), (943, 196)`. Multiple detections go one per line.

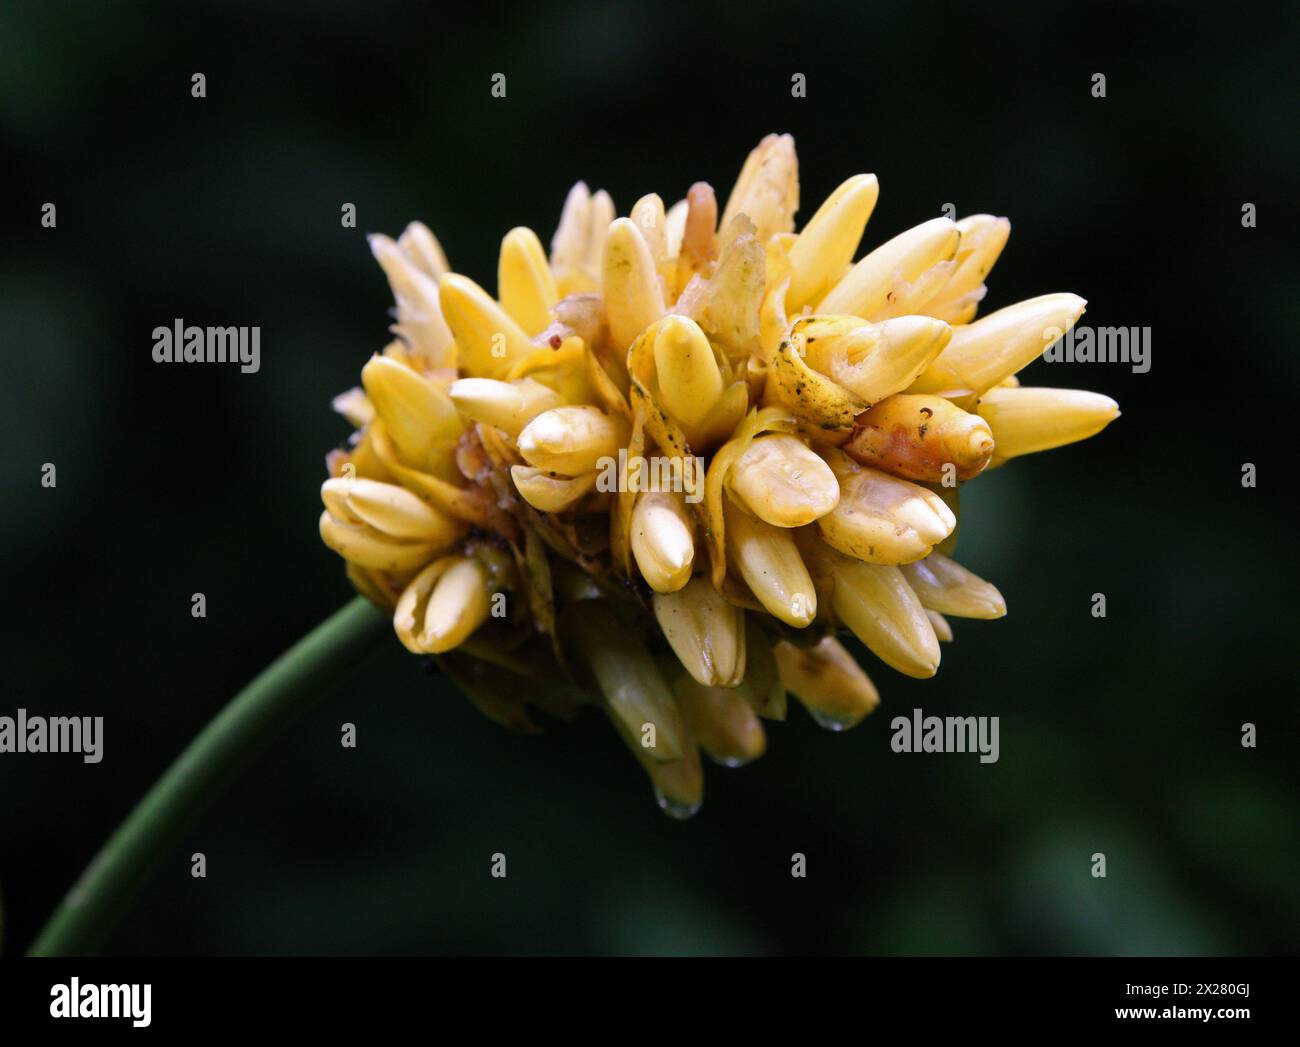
(319, 134), (1119, 816)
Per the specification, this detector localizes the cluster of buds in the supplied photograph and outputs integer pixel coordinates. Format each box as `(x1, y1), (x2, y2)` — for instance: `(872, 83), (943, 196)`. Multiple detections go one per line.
(319, 134), (1119, 816)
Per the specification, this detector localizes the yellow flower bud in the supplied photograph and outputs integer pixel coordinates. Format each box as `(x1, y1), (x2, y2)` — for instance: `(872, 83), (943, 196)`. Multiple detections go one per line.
(729, 434), (840, 527)
(448, 377), (563, 439)
(818, 217), (960, 321)
(517, 405), (625, 476)
(397, 221), (450, 282)
(438, 272), (535, 379)
(510, 466), (597, 512)
(393, 557), (489, 654)
(799, 313), (952, 405)
(774, 636), (880, 730)
(671, 673), (767, 766)
(975, 386), (1119, 459)
(817, 451), (955, 564)
(360, 354), (462, 472)
(652, 315), (723, 436)
(498, 226), (558, 336)
(786, 174), (879, 312)
(631, 491), (696, 594)
(602, 217), (665, 350)
(844, 394), (994, 483)
(830, 554), (940, 679)
(910, 293), (1086, 398)
(322, 477), (460, 545)
(901, 552), (1006, 619)
(726, 505), (817, 628)
(653, 577), (746, 687)
(924, 214), (1011, 325)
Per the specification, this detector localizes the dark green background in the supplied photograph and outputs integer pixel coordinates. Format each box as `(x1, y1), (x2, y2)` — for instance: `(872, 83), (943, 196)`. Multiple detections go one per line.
(2, 0), (1296, 955)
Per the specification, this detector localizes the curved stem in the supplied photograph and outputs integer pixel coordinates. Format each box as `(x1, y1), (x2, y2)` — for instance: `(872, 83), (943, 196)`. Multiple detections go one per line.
(27, 596), (388, 956)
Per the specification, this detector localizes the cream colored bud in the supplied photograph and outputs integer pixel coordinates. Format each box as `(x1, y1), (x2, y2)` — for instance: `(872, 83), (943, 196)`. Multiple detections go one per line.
(719, 133), (799, 243)
(975, 386), (1119, 459)
(787, 174), (880, 312)
(449, 377), (563, 438)
(498, 226), (558, 336)
(818, 217), (960, 321)
(910, 293), (1086, 398)
(652, 315), (723, 434)
(774, 636), (880, 731)
(517, 406), (625, 476)
(800, 314), (952, 405)
(438, 272), (535, 379)
(631, 491), (696, 594)
(901, 552), (1006, 619)
(653, 576), (746, 688)
(831, 556), (940, 678)
(510, 466), (597, 512)
(729, 434), (840, 528)
(359, 355), (461, 468)
(817, 452), (955, 564)
(603, 217), (666, 350)
(726, 506), (817, 628)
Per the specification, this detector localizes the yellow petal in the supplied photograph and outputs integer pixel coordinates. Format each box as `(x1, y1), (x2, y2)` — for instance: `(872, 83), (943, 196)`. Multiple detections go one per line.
(800, 314), (951, 405)
(418, 556), (491, 653)
(726, 505), (817, 627)
(498, 226), (558, 336)
(517, 405), (625, 475)
(924, 215), (1010, 324)
(698, 216), (766, 353)
(629, 192), (671, 289)
(677, 181), (718, 292)
(926, 609), (953, 642)
(318, 510), (439, 572)
(910, 293), (1086, 399)
(602, 217), (665, 351)
(585, 189), (615, 273)
(570, 609), (689, 763)
(817, 217), (960, 321)
(550, 181), (592, 285)
(664, 197), (689, 259)
(787, 174), (880, 311)
(359, 354), (462, 471)
(631, 490), (696, 593)
(975, 386), (1119, 458)
(397, 221), (450, 282)
(369, 233), (455, 364)
(640, 743), (703, 819)
(438, 272), (535, 379)
(843, 393), (994, 483)
(652, 576), (746, 687)
(331, 386), (374, 429)
(729, 433), (840, 527)
(510, 465), (597, 512)
(448, 376), (563, 438)
(767, 327), (867, 430)
(830, 554), (940, 678)
(718, 133), (799, 243)
(323, 477), (461, 544)
(774, 636), (880, 730)
(817, 451), (955, 564)
(901, 551), (1007, 619)
(651, 315), (723, 434)
(393, 558), (450, 654)
(670, 673), (766, 766)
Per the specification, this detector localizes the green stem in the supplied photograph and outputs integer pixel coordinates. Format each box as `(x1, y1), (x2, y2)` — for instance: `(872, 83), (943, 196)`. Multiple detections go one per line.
(27, 596), (388, 956)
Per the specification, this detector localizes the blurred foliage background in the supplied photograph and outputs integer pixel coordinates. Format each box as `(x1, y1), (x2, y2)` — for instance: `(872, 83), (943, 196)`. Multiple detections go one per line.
(1, 0), (1296, 955)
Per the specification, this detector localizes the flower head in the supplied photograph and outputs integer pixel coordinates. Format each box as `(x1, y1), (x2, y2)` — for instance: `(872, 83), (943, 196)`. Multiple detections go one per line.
(320, 134), (1119, 816)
